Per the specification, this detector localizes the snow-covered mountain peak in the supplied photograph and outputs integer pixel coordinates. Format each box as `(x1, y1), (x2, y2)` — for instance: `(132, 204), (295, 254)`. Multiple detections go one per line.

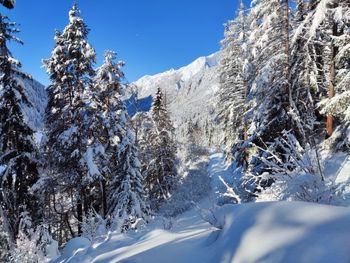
(132, 52), (221, 146)
(134, 52), (220, 97)
(177, 52), (220, 82)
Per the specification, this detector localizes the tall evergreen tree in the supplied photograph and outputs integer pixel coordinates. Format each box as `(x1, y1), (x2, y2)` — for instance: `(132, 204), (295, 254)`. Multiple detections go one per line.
(88, 51), (149, 231)
(217, 0), (247, 160)
(0, 14), (40, 241)
(234, 0), (295, 194)
(318, 0), (350, 147)
(145, 88), (177, 210)
(289, 0), (318, 144)
(246, 0), (291, 145)
(44, 4), (96, 240)
(292, 0), (350, 146)
(133, 112), (155, 178)
(0, 0), (15, 9)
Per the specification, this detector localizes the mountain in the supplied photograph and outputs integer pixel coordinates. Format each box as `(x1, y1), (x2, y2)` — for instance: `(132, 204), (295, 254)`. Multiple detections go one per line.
(132, 53), (221, 146)
(19, 77), (47, 131)
(16, 76), (47, 145)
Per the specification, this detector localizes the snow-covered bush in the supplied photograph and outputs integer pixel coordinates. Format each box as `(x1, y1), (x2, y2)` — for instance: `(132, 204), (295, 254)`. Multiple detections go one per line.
(256, 131), (334, 203)
(11, 212), (59, 263)
(160, 160), (211, 217)
(82, 210), (107, 242)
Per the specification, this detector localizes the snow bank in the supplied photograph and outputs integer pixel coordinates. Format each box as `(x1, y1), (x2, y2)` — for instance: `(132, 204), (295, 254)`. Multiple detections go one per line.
(54, 201), (350, 263)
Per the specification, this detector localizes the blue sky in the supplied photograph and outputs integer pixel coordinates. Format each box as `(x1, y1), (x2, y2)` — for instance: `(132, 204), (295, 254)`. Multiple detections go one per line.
(2, 0), (247, 85)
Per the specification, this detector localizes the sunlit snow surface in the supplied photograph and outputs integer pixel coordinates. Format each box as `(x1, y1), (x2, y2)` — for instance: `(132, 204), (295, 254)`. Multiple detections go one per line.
(54, 153), (350, 263)
(54, 200), (350, 263)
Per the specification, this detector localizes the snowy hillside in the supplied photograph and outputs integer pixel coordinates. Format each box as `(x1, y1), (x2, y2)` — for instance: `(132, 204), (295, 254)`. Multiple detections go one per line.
(53, 152), (350, 263)
(55, 201), (350, 263)
(133, 53), (221, 145)
(19, 76), (47, 131)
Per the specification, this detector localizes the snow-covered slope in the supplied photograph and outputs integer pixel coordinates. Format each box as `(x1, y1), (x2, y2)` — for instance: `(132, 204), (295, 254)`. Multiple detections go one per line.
(54, 152), (350, 263)
(19, 76), (47, 131)
(133, 53), (221, 146)
(54, 200), (350, 263)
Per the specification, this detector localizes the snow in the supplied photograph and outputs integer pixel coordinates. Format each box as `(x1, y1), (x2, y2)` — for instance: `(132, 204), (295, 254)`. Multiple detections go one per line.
(335, 155), (350, 186)
(132, 53), (221, 146)
(54, 152), (350, 263)
(83, 147), (101, 178)
(53, 200), (350, 263)
(18, 77), (47, 132)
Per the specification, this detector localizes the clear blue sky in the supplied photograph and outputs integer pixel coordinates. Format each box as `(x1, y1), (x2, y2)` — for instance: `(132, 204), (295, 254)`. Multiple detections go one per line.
(2, 0), (248, 85)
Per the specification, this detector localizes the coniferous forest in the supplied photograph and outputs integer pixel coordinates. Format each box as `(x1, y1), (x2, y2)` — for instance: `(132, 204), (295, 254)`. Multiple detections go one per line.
(0, 0), (349, 262)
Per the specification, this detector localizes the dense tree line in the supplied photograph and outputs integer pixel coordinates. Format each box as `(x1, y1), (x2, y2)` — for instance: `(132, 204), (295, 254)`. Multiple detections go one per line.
(218, 0), (350, 202)
(0, 3), (178, 261)
(0, 0), (348, 261)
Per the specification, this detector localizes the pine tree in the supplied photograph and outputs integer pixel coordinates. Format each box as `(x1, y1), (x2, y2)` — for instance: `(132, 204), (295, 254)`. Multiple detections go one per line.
(292, 0), (350, 147)
(217, 0), (247, 160)
(0, 14), (40, 241)
(133, 112), (155, 177)
(89, 52), (149, 231)
(0, 0), (15, 9)
(82, 51), (126, 219)
(145, 88), (178, 210)
(319, 1), (350, 147)
(246, 0), (291, 145)
(43, 4), (96, 240)
(288, 0), (318, 144)
(236, 0), (294, 194)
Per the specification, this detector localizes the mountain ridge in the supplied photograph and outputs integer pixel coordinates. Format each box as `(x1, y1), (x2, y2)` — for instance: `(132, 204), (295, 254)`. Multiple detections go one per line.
(133, 52), (221, 146)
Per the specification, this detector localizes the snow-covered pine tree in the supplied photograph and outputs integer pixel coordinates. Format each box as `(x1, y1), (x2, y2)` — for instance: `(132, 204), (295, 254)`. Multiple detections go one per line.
(145, 88), (178, 210)
(108, 129), (149, 231)
(0, 0), (15, 9)
(217, 0), (247, 160)
(318, 1), (350, 148)
(0, 14), (40, 241)
(89, 51), (149, 231)
(246, 0), (291, 145)
(241, 0), (294, 192)
(82, 51), (125, 220)
(291, 0), (350, 148)
(288, 0), (318, 144)
(44, 4), (96, 240)
(133, 112), (155, 178)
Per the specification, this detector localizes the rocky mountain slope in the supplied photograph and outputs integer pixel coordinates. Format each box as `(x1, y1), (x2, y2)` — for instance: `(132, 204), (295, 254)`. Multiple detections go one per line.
(132, 53), (221, 146)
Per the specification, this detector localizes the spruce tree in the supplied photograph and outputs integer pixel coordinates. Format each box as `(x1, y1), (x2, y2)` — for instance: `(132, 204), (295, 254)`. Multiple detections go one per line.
(0, 0), (15, 9)
(44, 4), (96, 240)
(0, 14), (40, 241)
(240, 0), (294, 192)
(246, 0), (291, 145)
(217, 0), (247, 160)
(133, 112), (155, 178)
(89, 51), (149, 231)
(288, 0), (318, 144)
(319, 1), (350, 147)
(145, 88), (177, 210)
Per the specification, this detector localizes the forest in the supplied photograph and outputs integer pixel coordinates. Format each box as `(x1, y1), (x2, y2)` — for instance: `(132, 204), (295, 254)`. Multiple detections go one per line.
(0, 0), (349, 262)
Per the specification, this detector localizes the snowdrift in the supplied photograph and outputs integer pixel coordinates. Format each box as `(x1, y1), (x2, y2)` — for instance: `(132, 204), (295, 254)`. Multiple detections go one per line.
(54, 201), (350, 263)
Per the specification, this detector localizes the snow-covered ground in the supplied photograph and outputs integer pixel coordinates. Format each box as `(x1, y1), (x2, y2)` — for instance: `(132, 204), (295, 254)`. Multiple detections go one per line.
(54, 200), (350, 263)
(54, 153), (350, 263)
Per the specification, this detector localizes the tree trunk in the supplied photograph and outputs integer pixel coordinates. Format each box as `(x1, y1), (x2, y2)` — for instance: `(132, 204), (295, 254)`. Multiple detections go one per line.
(100, 180), (107, 218)
(76, 190), (83, 235)
(326, 7), (339, 138)
(282, 0), (290, 99)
